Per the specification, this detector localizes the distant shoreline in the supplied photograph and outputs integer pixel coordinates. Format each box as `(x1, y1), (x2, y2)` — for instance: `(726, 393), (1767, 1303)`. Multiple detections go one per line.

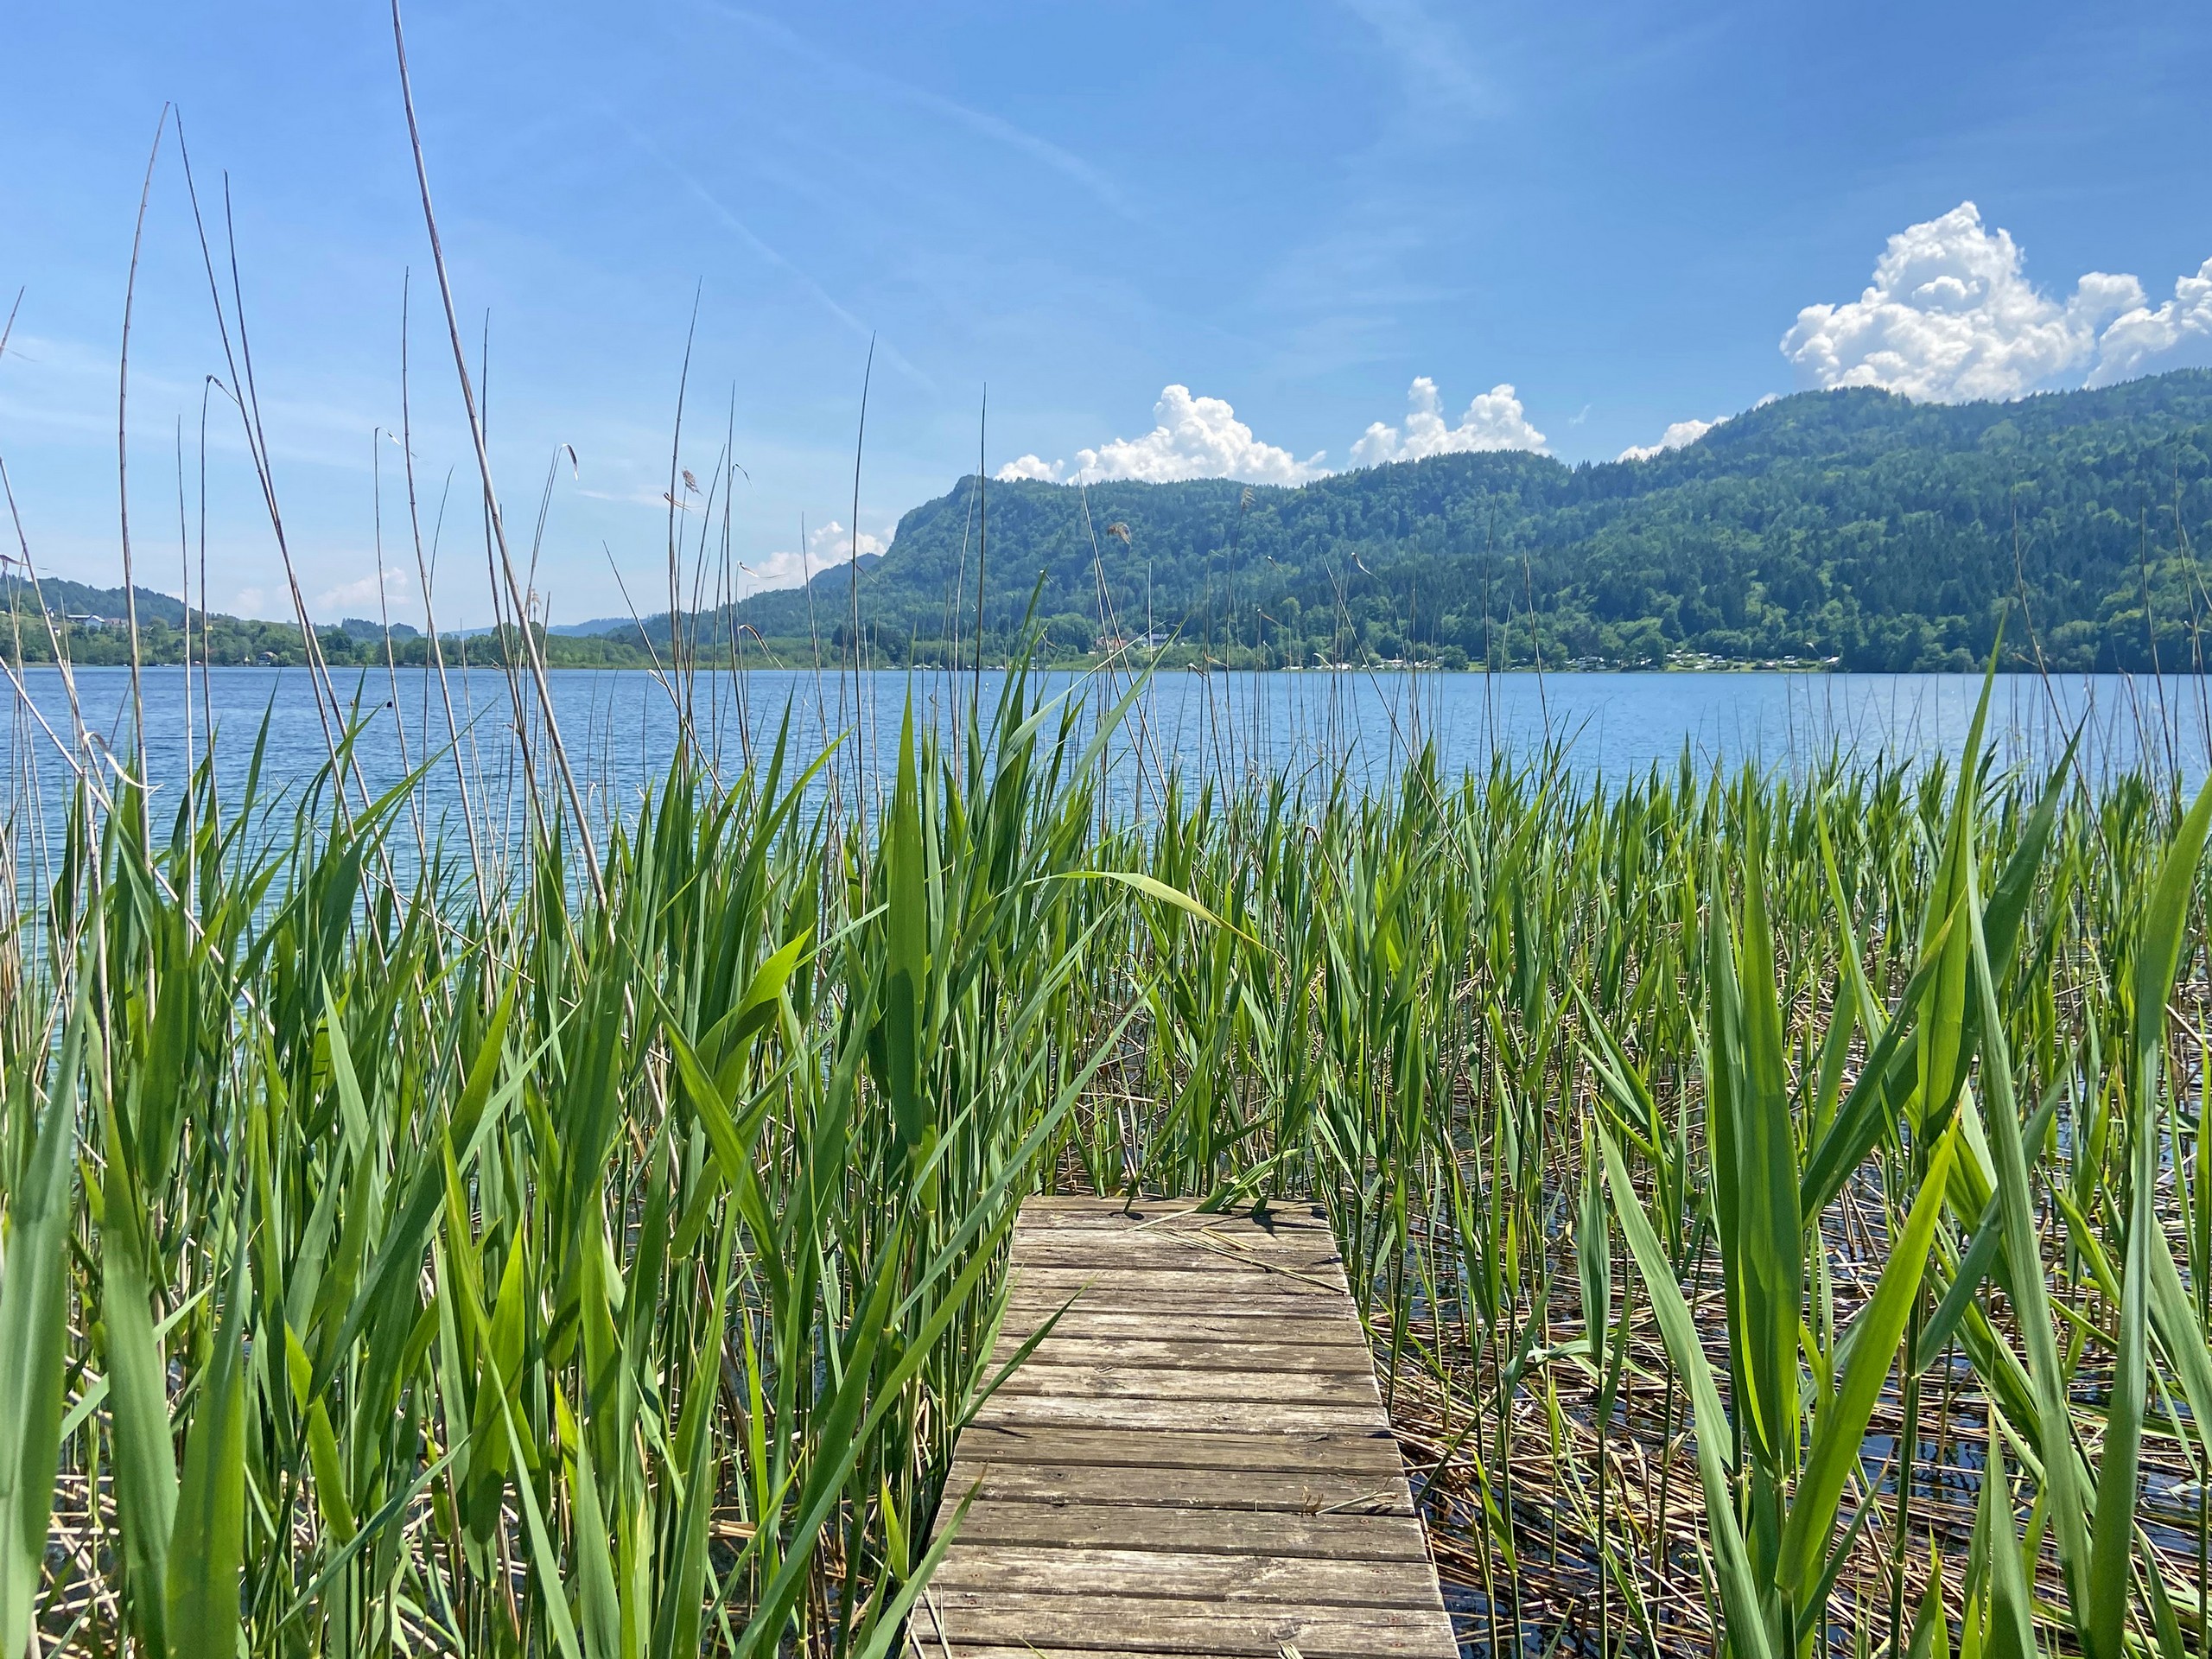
(3, 656), (2171, 677)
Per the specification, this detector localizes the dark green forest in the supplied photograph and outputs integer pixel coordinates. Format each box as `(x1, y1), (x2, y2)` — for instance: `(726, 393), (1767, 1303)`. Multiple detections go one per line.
(14, 373), (2211, 674)
(710, 372), (2212, 671)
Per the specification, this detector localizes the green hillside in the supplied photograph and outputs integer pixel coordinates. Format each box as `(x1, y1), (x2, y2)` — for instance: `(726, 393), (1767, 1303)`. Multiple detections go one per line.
(713, 372), (2212, 671)
(0, 578), (654, 669)
(18, 373), (2210, 675)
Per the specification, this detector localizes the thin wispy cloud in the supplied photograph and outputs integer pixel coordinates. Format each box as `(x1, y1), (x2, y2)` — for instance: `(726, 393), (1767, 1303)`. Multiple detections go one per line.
(575, 486), (683, 509)
(597, 102), (936, 392)
(1335, 0), (1495, 124)
(699, 3), (1136, 219)
(0, 328), (387, 475)
(1252, 2), (1497, 380)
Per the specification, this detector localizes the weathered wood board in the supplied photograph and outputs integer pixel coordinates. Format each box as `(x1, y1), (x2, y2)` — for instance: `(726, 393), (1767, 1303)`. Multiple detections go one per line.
(918, 1197), (1458, 1659)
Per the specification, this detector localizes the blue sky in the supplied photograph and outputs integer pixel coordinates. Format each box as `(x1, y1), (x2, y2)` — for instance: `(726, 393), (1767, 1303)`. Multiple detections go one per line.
(3, 0), (2209, 626)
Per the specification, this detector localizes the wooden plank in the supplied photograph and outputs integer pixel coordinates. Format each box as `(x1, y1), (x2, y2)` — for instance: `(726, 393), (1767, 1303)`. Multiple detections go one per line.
(951, 1423), (1405, 1474)
(998, 1309), (1370, 1345)
(1004, 1256), (1344, 1282)
(943, 1461), (1414, 1516)
(1008, 1221), (1336, 1239)
(1008, 1224), (1340, 1246)
(988, 1364), (1382, 1405)
(1002, 1294), (1356, 1323)
(1007, 1268), (1348, 1298)
(950, 1502), (1435, 1560)
(1016, 1237), (1343, 1260)
(922, 1591), (1452, 1658)
(1010, 1221), (1344, 1250)
(927, 1198), (1456, 1659)
(988, 1337), (1376, 1373)
(930, 1546), (1446, 1606)
(1014, 1198), (1336, 1230)
(970, 1395), (1383, 1434)
(999, 1304), (1352, 1328)
(1012, 1232), (1344, 1260)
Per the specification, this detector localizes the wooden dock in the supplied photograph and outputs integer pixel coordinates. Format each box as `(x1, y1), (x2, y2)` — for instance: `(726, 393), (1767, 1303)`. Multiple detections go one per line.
(919, 1196), (1459, 1659)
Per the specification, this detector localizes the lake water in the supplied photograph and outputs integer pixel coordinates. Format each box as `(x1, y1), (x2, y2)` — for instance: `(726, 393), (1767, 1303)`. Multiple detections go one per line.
(3, 666), (2207, 848)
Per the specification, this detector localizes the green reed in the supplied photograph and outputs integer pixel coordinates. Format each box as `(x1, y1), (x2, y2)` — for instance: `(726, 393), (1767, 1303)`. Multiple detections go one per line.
(0, 653), (2208, 1659)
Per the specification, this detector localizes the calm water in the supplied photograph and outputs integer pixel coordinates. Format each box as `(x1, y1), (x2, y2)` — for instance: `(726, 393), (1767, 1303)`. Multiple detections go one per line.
(3, 666), (2207, 849)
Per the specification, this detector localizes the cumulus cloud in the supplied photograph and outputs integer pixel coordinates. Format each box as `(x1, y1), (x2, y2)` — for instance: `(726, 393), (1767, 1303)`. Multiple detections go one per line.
(998, 385), (1326, 487)
(1349, 378), (1547, 467)
(999, 379), (1554, 488)
(1781, 203), (2135, 400)
(735, 519), (887, 597)
(2087, 257), (2212, 386)
(818, 520), (888, 561)
(1782, 202), (2212, 402)
(316, 568), (412, 619)
(1618, 416), (1725, 463)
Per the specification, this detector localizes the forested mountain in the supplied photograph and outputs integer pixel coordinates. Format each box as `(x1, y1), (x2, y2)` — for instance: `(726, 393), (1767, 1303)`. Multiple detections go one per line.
(17, 373), (2210, 674)
(702, 372), (2212, 671)
(0, 577), (652, 669)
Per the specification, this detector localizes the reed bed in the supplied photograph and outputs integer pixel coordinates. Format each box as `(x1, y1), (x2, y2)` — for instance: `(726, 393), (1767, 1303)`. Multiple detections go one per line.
(0, 645), (2207, 1659)
(5, 27), (2205, 1648)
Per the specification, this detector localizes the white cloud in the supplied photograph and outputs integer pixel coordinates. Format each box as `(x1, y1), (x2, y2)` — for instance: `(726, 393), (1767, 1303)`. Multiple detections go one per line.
(1778, 202), (2212, 402)
(315, 567), (411, 619)
(1349, 378), (1547, 467)
(733, 550), (815, 594)
(1618, 415), (1724, 463)
(1027, 385), (1326, 486)
(2087, 257), (2212, 386)
(1338, 0), (1492, 124)
(736, 519), (886, 598)
(232, 588), (267, 618)
(998, 379), (1553, 491)
(815, 519), (887, 561)
(575, 486), (684, 508)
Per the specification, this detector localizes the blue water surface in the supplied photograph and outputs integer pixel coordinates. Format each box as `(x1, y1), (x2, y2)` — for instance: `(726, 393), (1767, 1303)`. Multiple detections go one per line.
(3, 666), (2205, 857)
